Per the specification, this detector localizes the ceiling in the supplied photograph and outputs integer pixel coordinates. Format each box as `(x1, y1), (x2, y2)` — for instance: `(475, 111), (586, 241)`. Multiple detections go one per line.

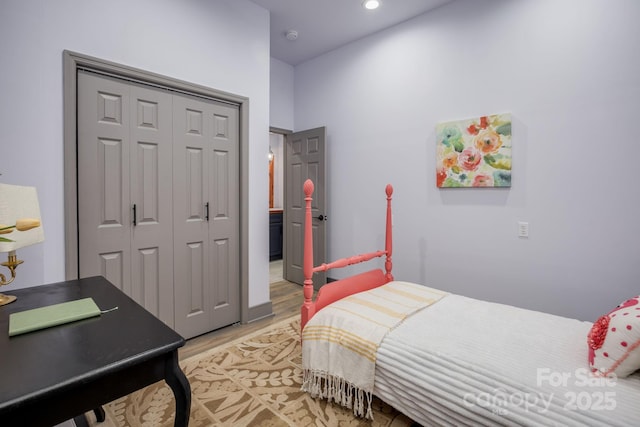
(250, 0), (455, 66)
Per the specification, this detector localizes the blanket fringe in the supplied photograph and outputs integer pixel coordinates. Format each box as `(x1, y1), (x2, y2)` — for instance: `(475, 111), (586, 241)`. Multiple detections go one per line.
(302, 369), (374, 420)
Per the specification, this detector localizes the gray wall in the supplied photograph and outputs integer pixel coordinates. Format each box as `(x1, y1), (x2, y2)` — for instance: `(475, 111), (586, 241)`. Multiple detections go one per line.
(0, 0), (272, 308)
(291, 0), (640, 321)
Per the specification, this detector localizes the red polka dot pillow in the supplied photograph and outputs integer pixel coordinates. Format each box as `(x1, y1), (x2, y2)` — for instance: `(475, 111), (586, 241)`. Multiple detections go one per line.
(587, 295), (640, 377)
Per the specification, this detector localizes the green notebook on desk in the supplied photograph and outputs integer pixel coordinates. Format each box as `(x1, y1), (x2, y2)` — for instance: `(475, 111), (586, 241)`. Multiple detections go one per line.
(8, 297), (101, 337)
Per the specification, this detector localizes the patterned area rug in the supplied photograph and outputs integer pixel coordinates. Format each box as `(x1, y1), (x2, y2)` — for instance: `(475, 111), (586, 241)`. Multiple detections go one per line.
(85, 316), (414, 427)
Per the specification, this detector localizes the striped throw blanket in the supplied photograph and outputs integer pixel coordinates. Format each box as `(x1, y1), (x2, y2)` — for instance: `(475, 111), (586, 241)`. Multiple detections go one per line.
(301, 281), (448, 419)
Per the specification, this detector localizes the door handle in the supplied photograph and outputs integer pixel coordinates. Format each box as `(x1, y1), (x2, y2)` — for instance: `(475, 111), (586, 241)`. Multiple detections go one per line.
(205, 202), (210, 222)
(132, 204), (137, 226)
(317, 214), (327, 221)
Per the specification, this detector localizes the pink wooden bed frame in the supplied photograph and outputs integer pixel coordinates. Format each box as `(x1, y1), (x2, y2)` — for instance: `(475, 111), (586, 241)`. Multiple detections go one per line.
(301, 179), (394, 331)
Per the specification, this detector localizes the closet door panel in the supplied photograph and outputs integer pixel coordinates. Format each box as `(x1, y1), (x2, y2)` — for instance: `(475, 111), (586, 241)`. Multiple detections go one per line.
(99, 251), (126, 290)
(209, 104), (240, 329)
(173, 96), (211, 338)
(78, 71), (132, 294)
(78, 69), (240, 339)
(136, 247), (160, 314)
(186, 241), (206, 315)
(211, 237), (230, 306)
(130, 84), (174, 326)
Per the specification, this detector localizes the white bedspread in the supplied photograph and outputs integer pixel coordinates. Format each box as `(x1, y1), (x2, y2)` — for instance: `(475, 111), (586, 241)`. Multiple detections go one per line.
(374, 294), (640, 426)
(302, 281), (448, 418)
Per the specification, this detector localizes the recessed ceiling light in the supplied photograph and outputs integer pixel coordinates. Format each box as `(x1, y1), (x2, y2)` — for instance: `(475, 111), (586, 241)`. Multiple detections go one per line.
(362, 0), (380, 10)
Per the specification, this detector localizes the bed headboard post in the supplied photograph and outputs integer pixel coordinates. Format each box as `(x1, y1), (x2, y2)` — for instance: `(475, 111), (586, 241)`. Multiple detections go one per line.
(385, 184), (394, 281)
(301, 179), (316, 329)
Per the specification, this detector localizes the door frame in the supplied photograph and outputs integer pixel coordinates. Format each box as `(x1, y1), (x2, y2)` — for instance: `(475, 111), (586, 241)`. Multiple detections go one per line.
(62, 50), (252, 323)
(269, 127), (291, 274)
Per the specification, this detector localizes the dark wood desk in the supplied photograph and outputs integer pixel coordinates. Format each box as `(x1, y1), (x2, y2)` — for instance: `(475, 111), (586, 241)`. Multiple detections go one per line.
(0, 276), (191, 427)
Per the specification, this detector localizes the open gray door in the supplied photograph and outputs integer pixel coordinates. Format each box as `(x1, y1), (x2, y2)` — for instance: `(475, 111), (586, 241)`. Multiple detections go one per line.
(283, 127), (326, 289)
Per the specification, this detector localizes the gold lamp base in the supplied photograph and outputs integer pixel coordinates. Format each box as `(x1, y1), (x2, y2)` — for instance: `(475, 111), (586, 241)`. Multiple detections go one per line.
(0, 253), (23, 306)
(0, 293), (17, 306)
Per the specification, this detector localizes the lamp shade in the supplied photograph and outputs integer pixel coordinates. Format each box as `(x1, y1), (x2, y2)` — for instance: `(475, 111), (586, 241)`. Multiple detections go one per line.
(0, 183), (44, 252)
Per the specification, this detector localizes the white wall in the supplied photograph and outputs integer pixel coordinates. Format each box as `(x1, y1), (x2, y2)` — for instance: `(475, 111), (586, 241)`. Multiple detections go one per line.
(0, 0), (271, 308)
(270, 58), (295, 131)
(293, 0), (640, 321)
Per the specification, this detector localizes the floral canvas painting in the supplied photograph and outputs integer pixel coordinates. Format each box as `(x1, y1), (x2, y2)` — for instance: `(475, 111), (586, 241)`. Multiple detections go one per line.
(436, 113), (512, 188)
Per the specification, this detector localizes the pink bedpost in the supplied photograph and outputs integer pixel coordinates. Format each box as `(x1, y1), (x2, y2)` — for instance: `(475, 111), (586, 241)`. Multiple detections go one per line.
(301, 179), (315, 331)
(385, 184), (394, 281)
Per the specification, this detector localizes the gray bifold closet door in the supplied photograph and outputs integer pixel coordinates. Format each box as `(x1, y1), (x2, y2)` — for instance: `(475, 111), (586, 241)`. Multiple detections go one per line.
(77, 70), (240, 339)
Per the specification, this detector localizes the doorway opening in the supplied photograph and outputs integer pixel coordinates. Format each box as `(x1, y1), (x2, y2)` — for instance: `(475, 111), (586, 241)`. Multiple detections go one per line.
(269, 131), (286, 283)
(267, 126), (326, 288)
(269, 132), (285, 211)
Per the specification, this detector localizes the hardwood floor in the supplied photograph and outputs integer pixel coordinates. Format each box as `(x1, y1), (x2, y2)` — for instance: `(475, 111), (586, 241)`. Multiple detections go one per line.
(179, 260), (303, 360)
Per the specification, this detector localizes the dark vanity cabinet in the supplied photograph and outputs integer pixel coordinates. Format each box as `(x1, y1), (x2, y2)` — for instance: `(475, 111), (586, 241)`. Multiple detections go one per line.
(269, 210), (283, 261)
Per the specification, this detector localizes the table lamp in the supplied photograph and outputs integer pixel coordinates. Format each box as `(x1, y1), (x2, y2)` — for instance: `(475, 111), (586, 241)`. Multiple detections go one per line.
(0, 183), (45, 306)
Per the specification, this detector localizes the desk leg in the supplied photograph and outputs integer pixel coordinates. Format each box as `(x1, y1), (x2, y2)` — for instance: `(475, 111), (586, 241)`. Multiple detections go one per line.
(165, 351), (191, 427)
(94, 406), (106, 422)
(73, 407), (105, 426)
